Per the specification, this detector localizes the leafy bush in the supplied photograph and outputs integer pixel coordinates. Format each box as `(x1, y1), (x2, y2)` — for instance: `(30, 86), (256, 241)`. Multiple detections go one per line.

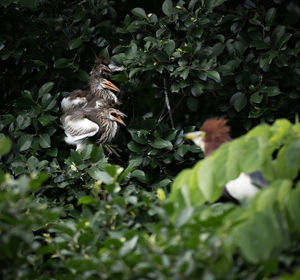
(1, 0), (300, 279)
(170, 119), (300, 264)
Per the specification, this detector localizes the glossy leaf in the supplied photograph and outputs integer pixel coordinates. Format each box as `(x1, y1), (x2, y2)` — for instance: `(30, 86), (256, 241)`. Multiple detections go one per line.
(131, 7), (146, 18)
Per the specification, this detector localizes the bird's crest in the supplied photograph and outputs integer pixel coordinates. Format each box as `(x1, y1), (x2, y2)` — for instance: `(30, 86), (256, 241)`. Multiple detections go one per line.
(200, 118), (232, 156)
(200, 118), (230, 138)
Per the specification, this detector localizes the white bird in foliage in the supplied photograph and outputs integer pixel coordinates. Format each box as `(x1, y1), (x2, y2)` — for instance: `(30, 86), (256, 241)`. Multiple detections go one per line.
(185, 118), (269, 202)
(61, 97), (126, 150)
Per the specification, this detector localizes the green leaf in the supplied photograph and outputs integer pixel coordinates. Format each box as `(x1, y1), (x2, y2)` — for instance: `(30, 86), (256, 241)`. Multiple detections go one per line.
(16, 115), (31, 130)
(54, 58), (69, 69)
(286, 140), (300, 169)
(261, 86), (281, 97)
(131, 169), (149, 183)
(38, 82), (54, 98)
(127, 141), (146, 152)
(39, 134), (51, 148)
(250, 92), (263, 103)
(119, 236), (139, 257)
(90, 145), (104, 163)
(165, 40), (175, 56)
(191, 83), (204, 96)
(38, 114), (53, 126)
(271, 26), (292, 50)
(128, 155), (143, 167)
(196, 157), (215, 201)
(128, 129), (148, 144)
(129, 67), (143, 79)
(131, 7), (146, 18)
(88, 167), (112, 184)
(175, 207), (193, 227)
(78, 196), (98, 205)
(70, 150), (82, 165)
(250, 40), (269, 50)
(230, 92), (247, 112)
(0, 136), (12, 155)
(76, 69), (89, 82)
(162, 0), (173, 16)
(150, 138), (173, 150)
(66, 258), (97, 272)
(17, 134), (33, 151)
(207, 70), (221, 82)
(68, 37), (82, 50)
(265, 8), (276, 26)
(180, 68), (190, 80)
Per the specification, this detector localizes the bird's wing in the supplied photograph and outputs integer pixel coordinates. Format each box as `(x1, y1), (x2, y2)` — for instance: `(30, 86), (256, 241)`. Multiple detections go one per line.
(61, 89), (88, 112)
(61, 111), (99, 141)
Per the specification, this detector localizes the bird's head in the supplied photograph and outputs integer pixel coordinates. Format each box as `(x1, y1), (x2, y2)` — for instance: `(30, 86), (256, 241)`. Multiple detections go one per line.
(98, 78), (120, 92)
(90, 64), (112, 79)
(185, 118), (232, 156)
(106, 108), (126, 126)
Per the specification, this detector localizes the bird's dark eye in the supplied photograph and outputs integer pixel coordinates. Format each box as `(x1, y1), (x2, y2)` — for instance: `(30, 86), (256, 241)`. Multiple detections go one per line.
(111, 112), (118, 117)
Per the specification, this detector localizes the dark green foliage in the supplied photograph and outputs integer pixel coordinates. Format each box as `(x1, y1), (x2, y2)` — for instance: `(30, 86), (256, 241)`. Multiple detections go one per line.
(1, 0), (300, 279)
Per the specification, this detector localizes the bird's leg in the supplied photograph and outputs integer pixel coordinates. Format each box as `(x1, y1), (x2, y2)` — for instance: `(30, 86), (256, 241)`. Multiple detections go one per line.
(103, 144), (121, 157)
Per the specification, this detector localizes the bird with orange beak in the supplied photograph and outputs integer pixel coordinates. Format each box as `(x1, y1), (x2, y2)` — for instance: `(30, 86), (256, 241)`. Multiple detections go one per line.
(61, 65), (122, 113)
(61, 97), (126, 150)
(185, 118), (268, 201)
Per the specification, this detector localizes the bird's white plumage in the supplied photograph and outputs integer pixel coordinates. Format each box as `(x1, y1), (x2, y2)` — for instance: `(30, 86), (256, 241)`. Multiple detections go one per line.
(63, 115), (99, 150)
(225, 172), (259, 201)
(61, 96), (87, 112)
(192, 137), (205, 152)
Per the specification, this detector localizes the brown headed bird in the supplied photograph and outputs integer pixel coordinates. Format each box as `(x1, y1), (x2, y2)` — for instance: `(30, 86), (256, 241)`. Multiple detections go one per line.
(185, 118), (268, 201)
(61, 65), (121, 113)
(61, 97), (126, 150)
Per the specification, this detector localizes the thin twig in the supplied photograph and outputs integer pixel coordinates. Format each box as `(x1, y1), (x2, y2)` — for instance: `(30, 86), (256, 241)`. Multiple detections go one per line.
(160, 89), (186, 122)
(163, 78), (175, 129)
(158, 101), (166, 123)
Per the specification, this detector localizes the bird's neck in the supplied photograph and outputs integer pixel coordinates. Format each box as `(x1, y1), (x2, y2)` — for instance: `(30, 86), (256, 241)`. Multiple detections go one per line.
(96, 113), (118, 143)
(89, 77), (101, 92)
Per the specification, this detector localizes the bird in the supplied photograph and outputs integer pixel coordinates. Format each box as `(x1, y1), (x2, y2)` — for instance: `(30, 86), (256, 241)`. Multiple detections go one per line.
(61, 71), (121, 113)
(61, 58), (123, 113)
(184, 118), (269, 202)
(61, 97), (126, 150)
(93, 56), (124, 73)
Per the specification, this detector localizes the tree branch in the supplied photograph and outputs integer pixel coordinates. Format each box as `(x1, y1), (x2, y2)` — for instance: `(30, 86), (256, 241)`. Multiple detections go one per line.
(163, 78), (174, 129)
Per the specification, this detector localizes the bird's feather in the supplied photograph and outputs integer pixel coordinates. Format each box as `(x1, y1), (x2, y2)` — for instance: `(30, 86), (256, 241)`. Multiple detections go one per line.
(61, 112), (99, 138)
(225, 172), (262, 201)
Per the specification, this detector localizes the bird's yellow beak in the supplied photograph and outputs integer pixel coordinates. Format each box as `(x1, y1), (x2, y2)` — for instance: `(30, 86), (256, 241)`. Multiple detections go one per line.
(115, 115), (126, 126)
(101, 79), (120, 92)
(184, 131), (206, 140)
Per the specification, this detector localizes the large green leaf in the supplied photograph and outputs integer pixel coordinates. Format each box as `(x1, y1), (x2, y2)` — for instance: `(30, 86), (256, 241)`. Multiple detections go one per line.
(38, 82), (54, 98)
(230, 92), (247, 112)
(0, 136), (12, 155)
(162, 0), (173, 16)
(150, 138), (173, 150)
(131, 7), (146, 18)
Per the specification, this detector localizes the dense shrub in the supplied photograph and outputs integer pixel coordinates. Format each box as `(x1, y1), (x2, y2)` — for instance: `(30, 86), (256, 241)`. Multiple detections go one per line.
(1, 0), (300, 279)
